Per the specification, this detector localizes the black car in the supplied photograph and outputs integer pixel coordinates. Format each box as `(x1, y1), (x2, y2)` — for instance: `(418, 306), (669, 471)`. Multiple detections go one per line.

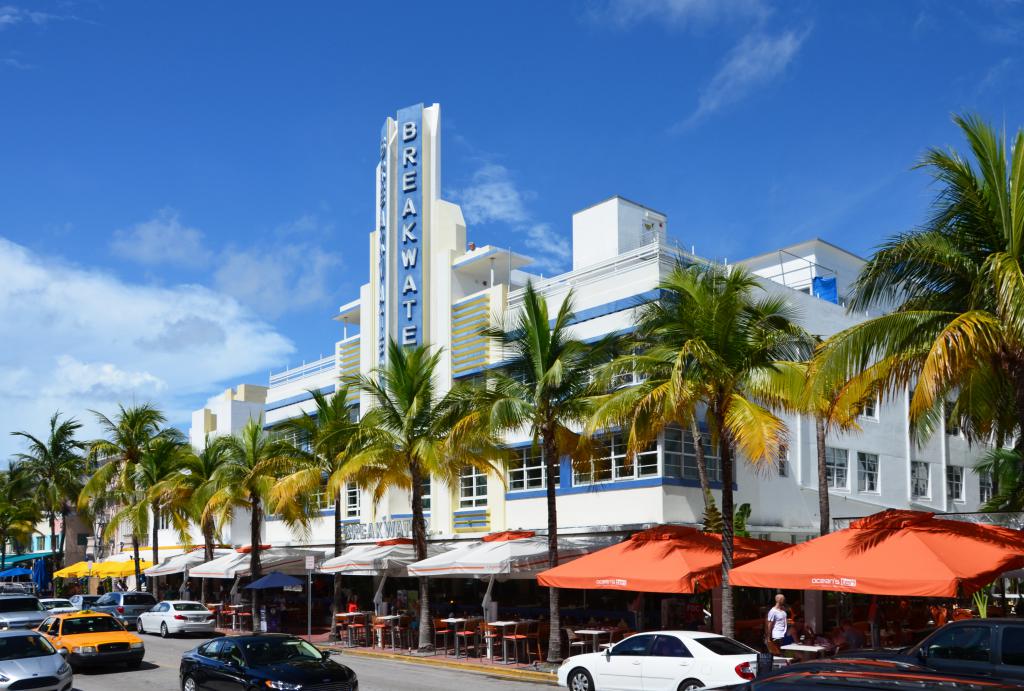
(724, 658), (1024, 689)
(180, 634), (357, 691)
(836, 618), (1024, 681)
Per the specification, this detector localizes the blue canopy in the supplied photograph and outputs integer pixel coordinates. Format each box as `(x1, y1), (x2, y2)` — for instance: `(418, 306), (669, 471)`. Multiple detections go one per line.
(244, 571), (302, 590)
(0, 567), (31, 578)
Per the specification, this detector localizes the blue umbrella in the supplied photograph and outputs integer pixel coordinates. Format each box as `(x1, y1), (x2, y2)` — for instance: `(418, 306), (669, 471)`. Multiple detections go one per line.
(0, 567), (31, 578)
(31, 559), (50, 592)
(243, 572), (302, 590)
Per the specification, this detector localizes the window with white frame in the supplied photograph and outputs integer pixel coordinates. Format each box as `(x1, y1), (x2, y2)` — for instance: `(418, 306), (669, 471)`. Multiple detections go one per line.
(778, 445), (789, 477)
(824, 447), (848, 489)
(945, 401), (961, 437)
(459, 466), (488, 508)
(345, 483), (360, 518)
(508, 446), (558, 491)
(158, 511), (173, 530)
(979, 470), (994, 504)
(859, 397), (879, 421)
(663, 425), (722, 483)
(573, 432), (657, 485)
(857, 452), (879, 492)
(421, 476), (431, 512)
(911, 461), (930, 499)
(946, 465), (964, 503)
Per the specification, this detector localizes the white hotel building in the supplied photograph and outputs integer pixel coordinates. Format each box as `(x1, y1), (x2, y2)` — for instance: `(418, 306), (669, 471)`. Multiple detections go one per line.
(182, 103), (993, 556)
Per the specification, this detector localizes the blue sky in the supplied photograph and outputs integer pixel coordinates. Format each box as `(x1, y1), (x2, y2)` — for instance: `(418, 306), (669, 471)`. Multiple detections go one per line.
(1, 0), (1022, 453)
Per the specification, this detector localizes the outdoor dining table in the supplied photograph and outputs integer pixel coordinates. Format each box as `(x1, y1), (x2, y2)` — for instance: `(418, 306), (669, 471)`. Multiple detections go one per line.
(575, 629), (611, 653)
(780, 643), (826, 660)
(441, 618), (467, 657)
(374, 614), (400, 648)
(487, 621), (518, 662)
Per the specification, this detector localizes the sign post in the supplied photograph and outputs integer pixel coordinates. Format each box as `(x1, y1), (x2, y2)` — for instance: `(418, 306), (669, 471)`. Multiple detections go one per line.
(305, 556), (315, 641)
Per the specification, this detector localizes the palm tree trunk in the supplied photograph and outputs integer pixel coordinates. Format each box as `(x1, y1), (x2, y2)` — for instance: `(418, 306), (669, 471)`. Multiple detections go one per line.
(58, 508), (69, 569)
(151, 502), (160, 598)
(718, 422), (735, 639)
(543, 428), (562, 664)
(410, 464), (432, 652)
(132, 535), (142, 588)
(816, 417), (830, 536)
(330, 495), (344, 641)
(48, 514), (57, 562)
(249, 495), (262, 633)
(201, 519), (214, 605)
(690, 419), (712, 510)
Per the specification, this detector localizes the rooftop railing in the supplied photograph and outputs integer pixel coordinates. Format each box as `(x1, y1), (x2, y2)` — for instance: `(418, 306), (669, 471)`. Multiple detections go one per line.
(269, 355), (336, 387)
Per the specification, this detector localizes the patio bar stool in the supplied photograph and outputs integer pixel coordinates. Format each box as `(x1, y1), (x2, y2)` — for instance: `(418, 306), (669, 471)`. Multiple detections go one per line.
(433, 618), (452, 656)
(347, 613), (368, 647)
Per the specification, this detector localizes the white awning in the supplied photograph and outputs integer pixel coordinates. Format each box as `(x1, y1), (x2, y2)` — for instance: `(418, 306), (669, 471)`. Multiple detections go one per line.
(104, 546), (191, 563)
(406, 532), (598, 579)
(319, 539), (444, 576)
(190, 547), (327, 579)
(144, 548), (234, 577)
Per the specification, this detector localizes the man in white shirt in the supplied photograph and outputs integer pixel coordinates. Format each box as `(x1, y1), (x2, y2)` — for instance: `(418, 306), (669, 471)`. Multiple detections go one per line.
(764, 594), (789, 652)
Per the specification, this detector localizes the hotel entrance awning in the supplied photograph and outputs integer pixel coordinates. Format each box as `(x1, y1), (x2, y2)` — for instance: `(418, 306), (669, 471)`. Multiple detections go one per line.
(319, 538), (444, 576)
(407, 530), (598, 579)
(190, 547), (326, 579)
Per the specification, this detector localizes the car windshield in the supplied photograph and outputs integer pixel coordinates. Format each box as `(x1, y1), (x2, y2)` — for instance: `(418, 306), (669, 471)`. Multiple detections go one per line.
(243, 637), (324, 664)
(43, 601), (72, 609)
(0, 598), (42, 613)
(172, 603), (209, 612)
(61, 616), (125, 635)
(693, 636), (756, 656)
(0, 634), (55, 660)
(123, 594), (156, 606)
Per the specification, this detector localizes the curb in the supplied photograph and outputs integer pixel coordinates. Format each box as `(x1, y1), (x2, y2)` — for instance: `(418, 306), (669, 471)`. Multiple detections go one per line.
(317, 644), (559, 685)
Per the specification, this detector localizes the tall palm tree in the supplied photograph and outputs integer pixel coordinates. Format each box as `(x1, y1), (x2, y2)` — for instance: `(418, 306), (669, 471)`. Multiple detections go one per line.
(156, 435), (232, 604)
(466, 284), (617, 663)
(346, 340), (501, 652)
(0, 469), (41, 569)
(135, 435), (189, 595)
(81, 403), (172, 584)
(272, 386), (361, 640)
(207, 418), (298, 632)
(814, 114), (1024, 461)
(10, 412), (87, 567)
(631, 264), (805, 637)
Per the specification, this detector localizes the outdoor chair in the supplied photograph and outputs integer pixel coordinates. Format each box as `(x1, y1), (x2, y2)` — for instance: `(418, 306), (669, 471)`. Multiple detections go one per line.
(524, 620), (542, 664)
(372, 614), (389, 648)
(566, 628), (587, 657)
(455, 617), (482, 658)
(482, 623), (503, 662)
(504, 621), (528, 664)
(347, 613), (368, 647)
(953, 608), (975, 621)
(599, 627), (624, 651)
(390, 614), (412, 650)
(433, 618), (452, 656)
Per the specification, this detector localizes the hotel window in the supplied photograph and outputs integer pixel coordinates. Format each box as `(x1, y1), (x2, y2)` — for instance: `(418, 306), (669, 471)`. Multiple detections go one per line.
(911, 461), (930, 499)
(947, 465), (964, 503)
(857, 452), (879, 493)
(824, 447), (848, 489)
(945, 402), (961, 437)
(34, 536), (45, 551)
(508, 447), (558, 491)
(574, 432), (657, 485)
(345, 483), (361, 518)
(778, 445), (789, 478)
(663, 425), (722, 483)
(459, 466), (488, 508)
(860, 397), (879, 421)
(421, 476), (431, 512)
(158, 511), (172, 530)
(979, 470), (994, 504)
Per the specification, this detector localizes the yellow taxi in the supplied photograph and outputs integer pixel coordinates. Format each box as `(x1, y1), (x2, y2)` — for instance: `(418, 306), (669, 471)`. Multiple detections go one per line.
(36, 610), (145, 670)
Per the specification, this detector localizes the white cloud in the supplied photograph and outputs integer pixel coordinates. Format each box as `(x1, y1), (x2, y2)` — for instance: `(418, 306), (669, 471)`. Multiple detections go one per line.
(214, 244), (343, 319)
(0, 5), (75, 29)
(0, 236), (294, 458)
(2, 57), (33, 69)
(677, 28), (809, 130)
(110, 208), (211, 267)
(524, 223), (571, 274)
(594, 0), (768, 28)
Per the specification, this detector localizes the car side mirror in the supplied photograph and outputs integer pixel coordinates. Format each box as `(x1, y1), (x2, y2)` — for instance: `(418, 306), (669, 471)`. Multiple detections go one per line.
(59, 649), (68, 658)
(605, 649), (612, 661)
(321, 650), (332, 660)
(917, 648), (928, 662)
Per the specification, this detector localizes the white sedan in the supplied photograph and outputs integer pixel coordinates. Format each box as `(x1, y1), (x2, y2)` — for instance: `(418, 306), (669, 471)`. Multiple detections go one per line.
(558, 631), (757, 691)
(136, 600), (216, 638)
(38, 598), (77, 614)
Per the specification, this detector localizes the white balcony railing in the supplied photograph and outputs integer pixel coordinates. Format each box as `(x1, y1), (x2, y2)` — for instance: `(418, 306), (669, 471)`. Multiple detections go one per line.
(269, 355), (336, 388)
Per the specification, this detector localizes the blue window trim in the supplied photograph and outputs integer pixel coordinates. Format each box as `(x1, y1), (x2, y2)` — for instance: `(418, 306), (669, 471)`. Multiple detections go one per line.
(390, 513), (430, 519)
(504, 459), (734, 501)
(267, 513), (359, 524)
(265, 385), (336, 412)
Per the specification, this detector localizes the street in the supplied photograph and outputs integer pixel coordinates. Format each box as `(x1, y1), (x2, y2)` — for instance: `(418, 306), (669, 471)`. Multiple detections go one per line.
(70, 633), (556, 691)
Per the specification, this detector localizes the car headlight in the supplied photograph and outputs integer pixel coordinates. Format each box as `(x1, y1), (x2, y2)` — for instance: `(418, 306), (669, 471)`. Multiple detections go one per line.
(74, 645), (97, 654)
(265, 682), (303, 690)
(130, 642), (144, 649)
(57, 661), (70, 675)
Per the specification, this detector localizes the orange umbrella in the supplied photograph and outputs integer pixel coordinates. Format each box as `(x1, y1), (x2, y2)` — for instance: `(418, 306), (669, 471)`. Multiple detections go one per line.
(537, 524), (786, 593)
(730, 509), (1024, 597)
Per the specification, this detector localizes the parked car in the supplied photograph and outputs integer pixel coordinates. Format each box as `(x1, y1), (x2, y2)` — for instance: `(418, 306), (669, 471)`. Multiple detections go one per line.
(180, 634), (357, 691)
(67, 594), (101, 611)
(36, 611), (144, 671)
(0, 595), (48, 631)
(0, 629), (73, 691)
(136, 600), (216, 638)
(91, 591), (157, 628)
(558, 631), (758, 691)
(837, 618), (1024, 681)
(39, 599), (77, 615)
(718, 658), (1024, 689)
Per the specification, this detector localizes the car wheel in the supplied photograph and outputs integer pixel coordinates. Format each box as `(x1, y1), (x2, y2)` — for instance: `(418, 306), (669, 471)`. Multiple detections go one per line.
(160, 622), (169, 638)
(136, 619), (145, 634)
(126, 659), (142, 669)
(568, 668), (594, 691)
(182, 674), (197, 691)
(679, 679), (704, 691)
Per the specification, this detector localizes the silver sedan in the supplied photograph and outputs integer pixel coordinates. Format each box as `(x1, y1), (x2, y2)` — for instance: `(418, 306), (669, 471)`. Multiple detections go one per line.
(0, 630), (72, 691)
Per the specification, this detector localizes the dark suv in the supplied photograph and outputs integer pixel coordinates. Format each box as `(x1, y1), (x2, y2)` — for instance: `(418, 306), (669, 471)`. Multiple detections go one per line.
(836, 619), (1024, 681)
(92, 591), (157, 629)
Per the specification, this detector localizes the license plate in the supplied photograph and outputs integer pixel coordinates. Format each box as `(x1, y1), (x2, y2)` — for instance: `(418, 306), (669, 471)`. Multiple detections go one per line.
(190, 616), (208, 622)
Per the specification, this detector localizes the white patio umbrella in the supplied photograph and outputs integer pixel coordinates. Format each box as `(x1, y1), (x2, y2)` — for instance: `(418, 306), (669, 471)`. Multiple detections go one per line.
(190, 547), (326, 579)
(405, 530), (595, 578)
(144, 548), (233, 577)
(319, 538), (446, 576)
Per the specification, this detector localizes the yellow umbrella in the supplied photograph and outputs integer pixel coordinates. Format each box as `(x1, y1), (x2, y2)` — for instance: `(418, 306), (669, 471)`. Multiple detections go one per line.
(53, 561), (92, 578)
(93, 560), (154, 578)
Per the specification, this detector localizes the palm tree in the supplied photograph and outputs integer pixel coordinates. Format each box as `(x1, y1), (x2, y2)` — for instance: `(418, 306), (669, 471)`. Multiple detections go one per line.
(630, 264), (805, 637)
(466, 283), (617, 663)
(272, 386), (361, 640)
(346, 340), (501, 652)
(156, 435), (232, 604)
(0, 469), (41, 569)
(207, 418), (298, 632)
(81, 403), (172, 584)
(135, 435), (189, 595)
(813, 114), (1024, 461)
(10, 412), (87, 567)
